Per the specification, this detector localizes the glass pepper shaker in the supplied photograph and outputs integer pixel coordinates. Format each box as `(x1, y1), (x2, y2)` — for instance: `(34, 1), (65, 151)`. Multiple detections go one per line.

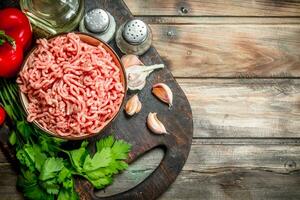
(79, 8), (116, 43)
(116, 19), (152, 55)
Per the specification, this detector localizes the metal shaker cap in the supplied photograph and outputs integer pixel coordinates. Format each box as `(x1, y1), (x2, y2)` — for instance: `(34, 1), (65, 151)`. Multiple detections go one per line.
(122, 20), (148, 45)
(84, 9), (110, 33)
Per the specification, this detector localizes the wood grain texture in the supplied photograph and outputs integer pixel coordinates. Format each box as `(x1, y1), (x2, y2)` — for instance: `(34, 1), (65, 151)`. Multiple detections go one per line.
(149, 23), (300, 78)
(140, 17), (300, 25)
(0, 0), (193, 200)
(178, 78), (300, 138)
(124, 0), (300, 16)
(2, 140), (300, 200)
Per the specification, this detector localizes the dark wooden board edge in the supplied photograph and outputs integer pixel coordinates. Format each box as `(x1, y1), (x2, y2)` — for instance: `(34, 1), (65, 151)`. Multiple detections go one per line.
(0, 1), (194, 200)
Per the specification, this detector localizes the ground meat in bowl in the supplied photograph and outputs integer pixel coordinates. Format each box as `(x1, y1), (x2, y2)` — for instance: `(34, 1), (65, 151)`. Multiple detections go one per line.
(17, 33), (125, 137)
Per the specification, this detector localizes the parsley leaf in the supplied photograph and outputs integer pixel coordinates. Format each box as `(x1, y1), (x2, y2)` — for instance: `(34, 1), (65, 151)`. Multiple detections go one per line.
(39, 158), (64, 181)
(57, 167), (72, 184)
(40, 178), (60, 195)
(17, 121), (33, 139)
(87, 176), (113, 189)
(96, 136), (115, 151)
(16, 148), (35, 172)
(58, 188), (78, 200)
(17, 170), (53, 200)
(32, 144), (47, 171)
(111, 140), (132, 160)
(83, 148), (112, 172)
(39, 135), (65, 155)
(68, 141), (89, 171)
(9, 130), (17, 146)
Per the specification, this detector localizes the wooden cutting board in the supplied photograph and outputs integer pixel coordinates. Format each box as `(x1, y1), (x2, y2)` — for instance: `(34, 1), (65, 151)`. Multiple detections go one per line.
(0, 0), (193, 199)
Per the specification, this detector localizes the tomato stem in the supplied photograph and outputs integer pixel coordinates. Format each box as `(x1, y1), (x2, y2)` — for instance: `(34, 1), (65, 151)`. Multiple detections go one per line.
(0, 30), (16, 49)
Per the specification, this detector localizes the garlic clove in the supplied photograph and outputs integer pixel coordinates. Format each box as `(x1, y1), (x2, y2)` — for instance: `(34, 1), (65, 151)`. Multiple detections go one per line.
(125, 94), (142, 116)
(136, 99), (142, 113)
(147, 112), (168, 135)
(121, 54), (144, 68)
(127, 71), (148, 91)
(152, 83), (173, 108)
(126, 64), (165, 91)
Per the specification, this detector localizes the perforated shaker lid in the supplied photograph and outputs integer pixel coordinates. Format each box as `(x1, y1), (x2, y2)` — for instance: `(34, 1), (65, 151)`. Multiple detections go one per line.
(122, 19), (148, 45)
(84, 9), (110, 33)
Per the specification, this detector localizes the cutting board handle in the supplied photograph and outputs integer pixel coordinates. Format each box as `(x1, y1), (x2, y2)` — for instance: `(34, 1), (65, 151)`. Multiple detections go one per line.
(77, 135), (184, 200)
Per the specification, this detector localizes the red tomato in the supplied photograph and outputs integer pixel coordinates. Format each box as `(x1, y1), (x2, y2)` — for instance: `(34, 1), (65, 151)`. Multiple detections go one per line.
(0, 42), (24, 78)
(0, 106), (6, 125)
(0, 8), (32, 50)
(0, 8), (32, 78)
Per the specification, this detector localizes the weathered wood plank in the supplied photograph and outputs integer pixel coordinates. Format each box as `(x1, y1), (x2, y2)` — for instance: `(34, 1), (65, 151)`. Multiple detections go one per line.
(177, 78), (300, 138)
(0, 164), (22, 200)
(2, 141), (300, 199)
(124, 0), (300, 16)
(161, 170), (300, 200)
(149, 24), (300, 77)
(140, 17), (300, 25)
(0, 149), (7, 163)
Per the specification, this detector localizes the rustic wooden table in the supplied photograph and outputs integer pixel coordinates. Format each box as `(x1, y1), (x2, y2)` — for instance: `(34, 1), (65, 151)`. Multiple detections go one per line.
(1, 0), (300, 199)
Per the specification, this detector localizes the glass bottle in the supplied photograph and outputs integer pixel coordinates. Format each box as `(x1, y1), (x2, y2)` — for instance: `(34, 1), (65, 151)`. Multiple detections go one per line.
(20, 0), (84, 37)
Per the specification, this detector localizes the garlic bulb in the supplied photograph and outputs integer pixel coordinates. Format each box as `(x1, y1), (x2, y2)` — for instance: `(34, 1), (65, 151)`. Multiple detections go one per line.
(147, 112), (168, 135)
(125, 94), (142, 116)
(121, 54), (164, 91)
(152, 83), (173, 108)
(126, 64), (164, 91)
(121, 54), (144, 68)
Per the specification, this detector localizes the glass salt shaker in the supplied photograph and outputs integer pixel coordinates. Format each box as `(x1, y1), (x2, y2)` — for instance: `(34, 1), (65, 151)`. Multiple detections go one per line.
(79, 8), (116, 43)
(116, 19), (152, 55)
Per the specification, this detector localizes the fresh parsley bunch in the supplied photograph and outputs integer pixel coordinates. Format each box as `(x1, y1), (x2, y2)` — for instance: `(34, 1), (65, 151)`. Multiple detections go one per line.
(0, 79), (131, 200)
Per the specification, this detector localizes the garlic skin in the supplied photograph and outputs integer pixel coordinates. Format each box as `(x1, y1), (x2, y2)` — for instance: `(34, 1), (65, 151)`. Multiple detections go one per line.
(147, 112), (168, 135)
(152, 83), (173, 108)
(121, 54), (144, 68)
(125, 94), (142, 116)
(121, 55), (165, 91)
(126, 64), (164, 91)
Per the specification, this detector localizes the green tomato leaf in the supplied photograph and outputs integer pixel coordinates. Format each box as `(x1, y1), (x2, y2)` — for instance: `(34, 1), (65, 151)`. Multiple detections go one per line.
(39, 157), (64, 181)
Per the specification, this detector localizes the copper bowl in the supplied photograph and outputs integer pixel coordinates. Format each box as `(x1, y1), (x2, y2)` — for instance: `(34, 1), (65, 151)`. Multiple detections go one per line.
(19, 32), (127, 140)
